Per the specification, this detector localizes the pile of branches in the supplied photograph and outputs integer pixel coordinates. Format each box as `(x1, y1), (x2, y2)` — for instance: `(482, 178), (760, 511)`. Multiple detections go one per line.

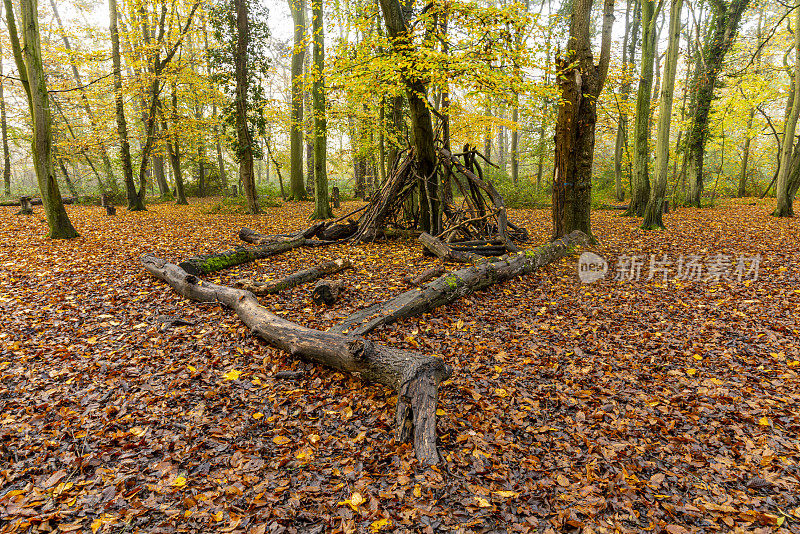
(308, 143), (528, 258)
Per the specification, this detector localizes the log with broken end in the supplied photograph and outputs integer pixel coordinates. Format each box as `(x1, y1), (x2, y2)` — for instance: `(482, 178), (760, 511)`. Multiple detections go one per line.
(234, 258), (352, 295)
(330, 230), (588, 337)
(405, 263), (446, 286)
(141, 254), (451, 464)
(419, 232), (481, 263)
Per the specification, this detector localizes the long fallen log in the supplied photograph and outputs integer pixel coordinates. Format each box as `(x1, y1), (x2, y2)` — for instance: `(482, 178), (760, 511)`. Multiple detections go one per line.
(234, 258), (352, 295)
(239, 224), (324, 244)
(330, 230), (588, 337)
(181, 234), (335, 276)
(142, 254), (451, 464)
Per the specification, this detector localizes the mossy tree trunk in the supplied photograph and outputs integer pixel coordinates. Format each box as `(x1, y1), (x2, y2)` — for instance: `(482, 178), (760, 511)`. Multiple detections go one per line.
(7, 0), (78, 238)
(685, 0), (750, 207)
(289, 0), (308, 201)
(775, 5), (800, 217)
(551, 0), (615, 240)
(310, 0), (332, 219)
(624, 0), (661, 217)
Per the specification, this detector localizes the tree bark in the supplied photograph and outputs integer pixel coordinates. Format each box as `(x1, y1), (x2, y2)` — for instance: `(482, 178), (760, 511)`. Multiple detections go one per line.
(234, 258), (351, 295)
(235, 0), (259, 213)
(289, 0), (308, 201)
(310, 0), (332, 219)
(164, 90), (188, 205)
(179, 235), (313, 275)
(685, 0), (750, 207)
(311, 279), (345, 305)
(142, 254), (450, 465)
(109, 0), (143, 211)
(642, 0), (683, 229)
(379, 0), (439, 234)
(12, 0), (78, 238)
(775, 5), (800, 217)
(0, 1), (11, 197)
(624, 0), (661, 217)
(551, 0), (615, 240)
(330, 230), (587, 337)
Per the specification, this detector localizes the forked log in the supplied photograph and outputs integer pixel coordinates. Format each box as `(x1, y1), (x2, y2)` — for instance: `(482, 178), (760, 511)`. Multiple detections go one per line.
(234, 258), (352, 295)
(330, 231), (588, 336)
(141, 254), (451, 464)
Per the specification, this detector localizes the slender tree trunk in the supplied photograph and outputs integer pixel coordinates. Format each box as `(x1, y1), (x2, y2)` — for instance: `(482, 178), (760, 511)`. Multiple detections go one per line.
(551, 0), (615, 240)
(310, 0), (332, 219)
(109, 0), (143, 211)
(738, 107), (755, 197)
(614, 0), (637, 202)
(775, 5), (800, 217)
(624, 0), (661, 217)
(48, 0), (118, 193)
(484, 102), (492, 161)
(165, 89), (188, 205)
(235, 0), (259, 212)
(685, 0), (750, 207)
(289, 0), (307, 200)
(0, 3), (11, 197)
(13, 0), (78, 237)
(643, 0), (683, 229)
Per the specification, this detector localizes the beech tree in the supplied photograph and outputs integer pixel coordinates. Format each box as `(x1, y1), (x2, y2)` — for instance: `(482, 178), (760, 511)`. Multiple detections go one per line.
(684, 0), (750, 207)
(642, 0), (683, 229)
(5, 0), (78, 238)
(551, 0), (615, 240)
(310, 0), (332, 219)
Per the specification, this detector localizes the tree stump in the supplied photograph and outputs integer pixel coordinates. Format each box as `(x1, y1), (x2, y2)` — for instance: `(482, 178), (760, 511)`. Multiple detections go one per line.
(17, 196), (33, 215)
(311, 279), (345, 305)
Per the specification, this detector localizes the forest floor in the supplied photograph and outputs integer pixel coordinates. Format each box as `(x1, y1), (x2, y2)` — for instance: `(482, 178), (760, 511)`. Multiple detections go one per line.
(0, 198), (798, 534)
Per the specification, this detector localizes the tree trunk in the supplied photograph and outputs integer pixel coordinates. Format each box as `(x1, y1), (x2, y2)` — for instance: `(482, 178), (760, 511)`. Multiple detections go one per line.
(379, 0), (439, 234)
(738, 106), (755, 198)
(109, 0), (143, 211)
(142, 254), (450, 465)
(775, 5), (800, 217)
(48, 0), (118, 193)
(0, 2), (11, 197)
(310, 0), (333, 220)
(235, 0), (259, 213)
(613, 0), (637, 202)
(624, 0), (661, 217)
(642, 0), (683, 229)
(551, 0), (615, 240)
(165, 91), (188, 205)
(289, 0), (307, 201)
(12, 0), (78, 238)
(685, 0), (750, 207)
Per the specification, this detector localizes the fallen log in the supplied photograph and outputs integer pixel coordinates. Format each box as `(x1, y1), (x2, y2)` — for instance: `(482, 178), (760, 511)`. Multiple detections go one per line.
(141, 254), (450, 464)
(180, 235), (314, 276)
(238, 224), (324, 244)
(234, 258), (352, 295)
(311, 279), (345, 305)
(330, 230), (588, 336)
(320, 220), (358, 241)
